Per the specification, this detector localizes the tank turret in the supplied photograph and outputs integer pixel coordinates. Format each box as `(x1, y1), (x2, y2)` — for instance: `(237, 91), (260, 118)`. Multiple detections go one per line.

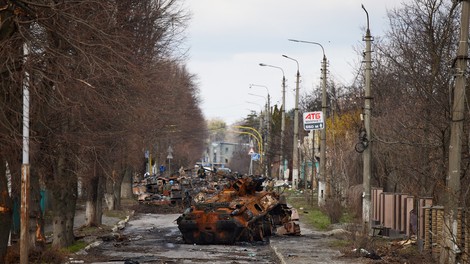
(176, 175), (300, 244)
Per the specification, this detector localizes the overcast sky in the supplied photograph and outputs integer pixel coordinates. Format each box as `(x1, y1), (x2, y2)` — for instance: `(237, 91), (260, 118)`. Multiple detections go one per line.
(183, 0), (410, 125)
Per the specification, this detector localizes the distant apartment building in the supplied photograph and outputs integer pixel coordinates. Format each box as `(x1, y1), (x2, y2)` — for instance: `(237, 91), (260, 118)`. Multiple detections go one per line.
(198, 141), (252, 169)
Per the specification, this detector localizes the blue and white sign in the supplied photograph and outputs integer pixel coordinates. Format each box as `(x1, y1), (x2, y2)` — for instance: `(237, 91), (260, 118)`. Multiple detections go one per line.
(251, 153), (260, 161)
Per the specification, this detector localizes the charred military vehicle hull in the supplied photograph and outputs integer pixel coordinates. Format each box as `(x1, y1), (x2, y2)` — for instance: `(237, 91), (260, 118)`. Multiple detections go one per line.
(176, 176), (300, 244)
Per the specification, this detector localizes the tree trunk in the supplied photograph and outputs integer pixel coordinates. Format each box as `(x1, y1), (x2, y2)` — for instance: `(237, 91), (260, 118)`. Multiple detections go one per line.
(121, 167), (133, 199)
(105, 169), (124, 211)
(85, 175), (99, 227)
(104, 173), (115, 211)
(0, 160), (12, 263)
(50, 192), (76, 248)
(85, 162), (103, 226)
(50, 155), (77, 248)
(28, 171), (45, 249)
(113, 169), (126, 209)
(51, 208), (74, 248)
(85, 176), (101, 226)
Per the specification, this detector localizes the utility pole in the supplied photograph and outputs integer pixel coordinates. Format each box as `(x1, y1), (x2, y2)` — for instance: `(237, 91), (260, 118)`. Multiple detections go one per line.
(249, 84), (271, 177)
(320, 51), (328, 203)
(442, 1), (470, 263)
(293, 67), (300, 190)
(283, 54), (300, 189)
(266, 93), (271, 177)
(362, 4), (373, 233)
(287, 39), (328, 204)
(259, 63), (286, 180)
(281, 75), (286, 180)
(20, 42), (30, 264)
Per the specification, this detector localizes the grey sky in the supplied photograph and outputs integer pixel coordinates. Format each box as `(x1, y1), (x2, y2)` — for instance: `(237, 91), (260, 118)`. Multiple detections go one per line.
(184, 0), (408, 125)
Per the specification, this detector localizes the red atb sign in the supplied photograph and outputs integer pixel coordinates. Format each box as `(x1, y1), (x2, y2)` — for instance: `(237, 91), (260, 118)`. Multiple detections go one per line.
(303, 111), (324, 130)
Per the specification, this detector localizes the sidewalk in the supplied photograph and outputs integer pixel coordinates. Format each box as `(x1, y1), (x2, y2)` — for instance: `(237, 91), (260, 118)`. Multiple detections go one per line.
(44, 208), (126, 236)
(270, 220), (362, 264)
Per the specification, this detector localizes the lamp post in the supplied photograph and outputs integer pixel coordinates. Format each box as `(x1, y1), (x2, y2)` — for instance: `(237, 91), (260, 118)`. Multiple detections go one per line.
(282, 54), (300, 190)
(362, 4), (373, 233)
(259, 63), (286, 180)
(288, 38), (328, 204)
(247, 100), (263, 107)
(249, 84), (271, 177)
(246, 101), (265, 155)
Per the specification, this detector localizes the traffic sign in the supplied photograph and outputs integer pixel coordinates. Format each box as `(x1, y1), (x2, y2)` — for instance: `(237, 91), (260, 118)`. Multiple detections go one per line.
(248, 148), (254, 155)
(303, 111), (324, 131)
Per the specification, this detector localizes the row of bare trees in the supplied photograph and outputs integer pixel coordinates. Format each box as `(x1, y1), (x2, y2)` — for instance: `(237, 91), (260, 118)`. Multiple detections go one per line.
(0, 0), (207, 261)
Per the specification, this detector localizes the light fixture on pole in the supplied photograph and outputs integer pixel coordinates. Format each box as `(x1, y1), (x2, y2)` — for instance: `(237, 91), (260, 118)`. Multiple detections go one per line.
(288, 38), (328, 204)
(246, 100), (264, 112)
(259, 63), (286, 180)
(249, 84), (271, 178)
(282, 54), (300, 190)
(248, 85), (270, 136)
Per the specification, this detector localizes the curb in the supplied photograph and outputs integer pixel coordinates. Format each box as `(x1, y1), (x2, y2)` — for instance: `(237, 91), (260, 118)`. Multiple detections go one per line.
(270, 243), (287, 264)
(74, 210), (134, 256)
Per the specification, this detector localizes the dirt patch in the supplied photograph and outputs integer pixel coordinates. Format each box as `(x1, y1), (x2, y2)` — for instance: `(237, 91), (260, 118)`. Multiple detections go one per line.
(5, 244), (68, 264)
(74, 224), (114, 239)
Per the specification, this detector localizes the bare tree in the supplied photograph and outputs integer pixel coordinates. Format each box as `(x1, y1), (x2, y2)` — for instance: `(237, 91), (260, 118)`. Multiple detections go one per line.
(370, 0), (460, 200)
(0, 0), (206, 254)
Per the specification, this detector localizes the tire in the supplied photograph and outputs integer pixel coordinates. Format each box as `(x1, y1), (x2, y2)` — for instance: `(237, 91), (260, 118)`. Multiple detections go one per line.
(355, 142), (366, 153)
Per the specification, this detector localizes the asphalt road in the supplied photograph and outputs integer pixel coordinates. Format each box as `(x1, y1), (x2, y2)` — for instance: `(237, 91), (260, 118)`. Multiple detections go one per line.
(69, 211), (364, 264)
(73, 213), (279, 263)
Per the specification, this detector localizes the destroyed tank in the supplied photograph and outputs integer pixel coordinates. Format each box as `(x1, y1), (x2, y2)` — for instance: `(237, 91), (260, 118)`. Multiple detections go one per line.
(176, 175), (300, 244)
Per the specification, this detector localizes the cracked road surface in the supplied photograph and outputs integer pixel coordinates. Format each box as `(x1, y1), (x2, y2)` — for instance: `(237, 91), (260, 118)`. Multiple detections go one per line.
(75, 213), (280, 263)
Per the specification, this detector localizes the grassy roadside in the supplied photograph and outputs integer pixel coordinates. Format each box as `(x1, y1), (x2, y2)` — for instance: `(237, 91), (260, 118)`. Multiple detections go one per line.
(284, 189), (331, 230)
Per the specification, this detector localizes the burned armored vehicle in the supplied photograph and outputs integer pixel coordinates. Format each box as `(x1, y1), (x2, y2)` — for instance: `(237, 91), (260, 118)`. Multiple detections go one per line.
(176, 175), (300, 244)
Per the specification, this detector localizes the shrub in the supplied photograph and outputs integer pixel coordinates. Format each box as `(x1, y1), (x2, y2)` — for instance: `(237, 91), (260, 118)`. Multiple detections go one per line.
(322, 197), (343, 224)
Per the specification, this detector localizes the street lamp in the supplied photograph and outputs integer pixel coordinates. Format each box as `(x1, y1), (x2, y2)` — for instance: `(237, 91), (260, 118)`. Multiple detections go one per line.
(249, 85), (270, 139)
(249, 84), (271, 178)
(282, 54), (300, 190)
(246, 100), (264, 113)
(249, 84), (270, 127)
(247, 95), (267, 156)
(259, 63), (286, 180)
(288, 38), (328, 203)
(362, 4), (373, 232)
